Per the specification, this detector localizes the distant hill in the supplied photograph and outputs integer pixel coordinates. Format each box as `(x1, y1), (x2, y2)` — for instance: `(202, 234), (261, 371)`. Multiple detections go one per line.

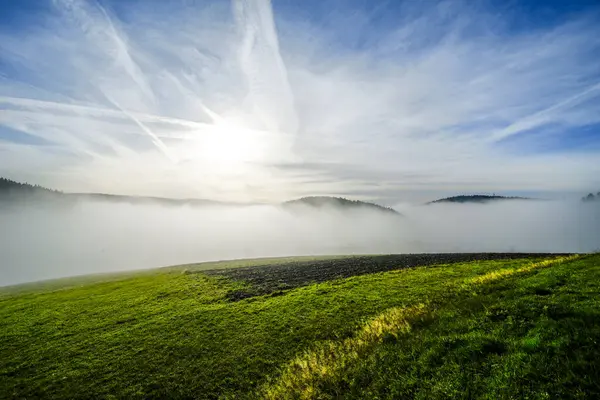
(0, 177), (242, 207)
(283, 196), (401, 215)
(581, 192), (600, 202)
(427, 195), (531, 204)
(2, 178), (400, 213)
(0, 177), (61, 198)
(63, 193), (239, 207)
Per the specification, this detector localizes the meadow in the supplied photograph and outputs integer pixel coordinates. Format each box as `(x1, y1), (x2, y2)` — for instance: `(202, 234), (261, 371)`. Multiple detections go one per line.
(1, 253), (599, 399)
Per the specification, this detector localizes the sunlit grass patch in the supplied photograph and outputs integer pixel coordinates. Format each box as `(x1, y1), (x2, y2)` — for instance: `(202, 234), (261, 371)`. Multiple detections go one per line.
(467, 255), (579, 285)
(261, 305), (427, 400)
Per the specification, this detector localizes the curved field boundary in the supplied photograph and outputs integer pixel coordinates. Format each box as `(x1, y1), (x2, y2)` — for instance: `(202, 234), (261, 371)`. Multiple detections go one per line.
(203, 253), (574, 300)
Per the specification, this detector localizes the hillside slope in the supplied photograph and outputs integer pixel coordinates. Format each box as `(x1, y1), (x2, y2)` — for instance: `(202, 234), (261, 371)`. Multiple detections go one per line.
(0, 177), (242, 207)
(283, 196), (400, 215)
(1, 254), (598, 399)
(1, 178), (400, 212)
(0, 177), (60, 198)
(427, 194), (531, 204)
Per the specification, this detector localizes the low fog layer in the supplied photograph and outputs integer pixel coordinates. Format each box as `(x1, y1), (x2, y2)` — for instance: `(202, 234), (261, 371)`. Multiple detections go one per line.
(1, 199), (599, 286)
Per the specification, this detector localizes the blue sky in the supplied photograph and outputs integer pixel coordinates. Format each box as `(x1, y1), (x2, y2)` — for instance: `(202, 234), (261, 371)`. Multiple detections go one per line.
(2, 0), (599, 25)
(0, 0), (599, 202)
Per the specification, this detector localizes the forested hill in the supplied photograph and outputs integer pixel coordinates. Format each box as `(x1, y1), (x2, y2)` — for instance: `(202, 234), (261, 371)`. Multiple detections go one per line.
(283, 196), (400, 215)
(581, 192), (600, 202)
(0, 179), (399, 213)
(427, 195), (530, 204)
(0, 178), (60, 197)
(0, 177), (229, 206)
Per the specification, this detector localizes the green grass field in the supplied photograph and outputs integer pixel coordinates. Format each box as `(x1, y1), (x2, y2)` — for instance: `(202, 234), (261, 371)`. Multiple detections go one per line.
(1, 254), (599, 399)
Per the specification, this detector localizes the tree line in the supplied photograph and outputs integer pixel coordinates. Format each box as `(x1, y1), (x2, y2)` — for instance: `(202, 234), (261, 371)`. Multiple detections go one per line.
(0, 177), (61, 194)
(582, 192), (600, 202)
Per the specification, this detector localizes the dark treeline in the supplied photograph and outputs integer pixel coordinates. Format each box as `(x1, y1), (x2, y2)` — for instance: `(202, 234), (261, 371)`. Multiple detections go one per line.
(0, 177), (400, 213)
(4, 175), (597, 207)
(0, 177), (224, 207)
(581, 192), (600, 202)
(0, 177), (61, 195)
(283, 196), (400, 215)
(427, 194), (530, 204)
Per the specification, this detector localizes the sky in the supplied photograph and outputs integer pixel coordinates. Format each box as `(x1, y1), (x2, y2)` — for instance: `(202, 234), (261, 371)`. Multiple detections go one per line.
(1, 0), (599, 204)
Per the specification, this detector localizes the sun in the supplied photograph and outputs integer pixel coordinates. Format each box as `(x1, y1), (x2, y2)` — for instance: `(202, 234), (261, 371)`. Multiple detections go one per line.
(178, 120), (279, 173)
(204, 126), (261, 164)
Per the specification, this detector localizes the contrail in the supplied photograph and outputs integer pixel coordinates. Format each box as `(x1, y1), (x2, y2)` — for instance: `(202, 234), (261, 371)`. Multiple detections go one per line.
(52, 0), (176, 162)
(490, 81), (600, 142)
(104, 95), (178, 163)
(0, 96), (205, 130)
(0, 96), (296, 146)
(232, 0), (299, 135)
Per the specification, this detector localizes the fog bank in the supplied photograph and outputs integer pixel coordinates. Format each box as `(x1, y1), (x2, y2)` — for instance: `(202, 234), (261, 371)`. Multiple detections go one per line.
(1, 199), (598, 286)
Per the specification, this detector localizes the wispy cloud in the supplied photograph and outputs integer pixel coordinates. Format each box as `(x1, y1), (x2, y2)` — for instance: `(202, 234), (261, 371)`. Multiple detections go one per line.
(1, 0), (599, 201)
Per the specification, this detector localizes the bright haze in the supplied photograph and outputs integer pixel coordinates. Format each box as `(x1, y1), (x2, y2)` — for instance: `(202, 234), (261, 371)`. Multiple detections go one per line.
(1, 0), (599, 286)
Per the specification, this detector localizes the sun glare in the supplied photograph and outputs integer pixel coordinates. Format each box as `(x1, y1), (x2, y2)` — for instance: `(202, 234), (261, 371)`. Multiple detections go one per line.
(179, 120), (278, 173)
(204, 126), (260, 164)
